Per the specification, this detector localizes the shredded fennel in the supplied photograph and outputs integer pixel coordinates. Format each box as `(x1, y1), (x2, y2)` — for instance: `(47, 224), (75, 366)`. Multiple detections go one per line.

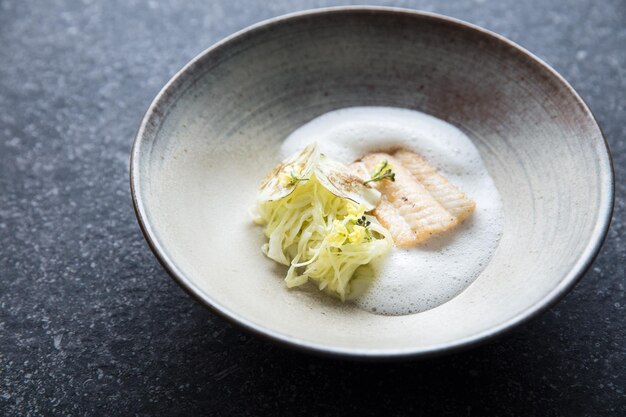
(254, 173), (392, 301)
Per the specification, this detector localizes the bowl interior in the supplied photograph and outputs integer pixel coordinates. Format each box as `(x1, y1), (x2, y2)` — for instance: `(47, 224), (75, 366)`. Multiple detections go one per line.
(133, 9), (612, 356)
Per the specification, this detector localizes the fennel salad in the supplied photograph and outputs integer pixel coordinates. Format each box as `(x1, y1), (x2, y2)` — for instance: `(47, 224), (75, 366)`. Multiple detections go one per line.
(252, 144), (392, 301)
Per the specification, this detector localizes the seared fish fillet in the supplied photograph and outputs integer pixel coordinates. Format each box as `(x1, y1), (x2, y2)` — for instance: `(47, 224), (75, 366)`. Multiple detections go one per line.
(356, 153), (457, 246)
(350, 150), (475, 247)
(350, 162), (416, 247)
(394, 149), (476, 222)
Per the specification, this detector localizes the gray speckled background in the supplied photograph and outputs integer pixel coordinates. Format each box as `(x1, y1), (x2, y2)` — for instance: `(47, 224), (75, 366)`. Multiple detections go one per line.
(0, 0), (623, 416)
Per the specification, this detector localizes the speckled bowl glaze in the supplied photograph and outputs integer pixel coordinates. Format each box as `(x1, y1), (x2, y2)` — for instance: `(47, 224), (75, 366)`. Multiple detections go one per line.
(130, 7), (614, 359)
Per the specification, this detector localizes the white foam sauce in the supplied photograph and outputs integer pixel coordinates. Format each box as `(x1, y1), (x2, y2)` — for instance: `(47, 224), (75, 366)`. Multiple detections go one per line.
(281, 107), (504, 315)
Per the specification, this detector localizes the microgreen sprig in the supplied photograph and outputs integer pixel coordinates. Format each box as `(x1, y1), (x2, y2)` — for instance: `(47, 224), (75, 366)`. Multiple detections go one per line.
(364, 160), (395, 185)
(288, 170), (309, 185)
(356, 215), (371, 228)
(355, 215), (373, 241)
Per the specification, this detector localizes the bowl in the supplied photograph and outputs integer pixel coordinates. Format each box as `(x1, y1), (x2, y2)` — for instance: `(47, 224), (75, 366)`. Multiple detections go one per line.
(130, 7), (614, 358)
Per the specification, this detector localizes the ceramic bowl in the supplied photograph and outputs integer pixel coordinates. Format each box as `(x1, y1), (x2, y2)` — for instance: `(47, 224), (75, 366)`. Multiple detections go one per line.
(130, 7), (614, 358)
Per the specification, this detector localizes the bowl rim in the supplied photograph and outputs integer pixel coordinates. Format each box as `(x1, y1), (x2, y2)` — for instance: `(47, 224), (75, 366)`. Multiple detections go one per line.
(129, 6), (615, 360)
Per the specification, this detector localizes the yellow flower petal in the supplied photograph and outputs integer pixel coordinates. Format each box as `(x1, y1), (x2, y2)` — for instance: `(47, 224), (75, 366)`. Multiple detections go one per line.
(327, 220), (348, 247)
(278, 172), (293, 187)
(346, 203), (366, 221)
(348, 225), (367, 244)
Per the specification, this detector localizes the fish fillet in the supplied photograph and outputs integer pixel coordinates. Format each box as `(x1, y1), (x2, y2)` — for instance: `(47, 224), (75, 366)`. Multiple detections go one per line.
(350, 150), (475, 247)
(394, 149), (476, 222)
(356, 153), (457, 246)
(349, 161), (417, 247)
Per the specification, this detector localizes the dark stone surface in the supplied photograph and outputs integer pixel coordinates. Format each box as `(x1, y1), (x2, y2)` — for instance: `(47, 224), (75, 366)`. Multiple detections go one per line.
(0, 0), (623, 415)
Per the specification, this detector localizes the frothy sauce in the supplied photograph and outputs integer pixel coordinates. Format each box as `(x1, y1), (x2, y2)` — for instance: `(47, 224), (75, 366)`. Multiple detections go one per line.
(281, 107), (503, 315)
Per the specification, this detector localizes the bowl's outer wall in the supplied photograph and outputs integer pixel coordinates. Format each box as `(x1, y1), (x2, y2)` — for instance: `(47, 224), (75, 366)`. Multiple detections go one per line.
(132, 8), (613, 357)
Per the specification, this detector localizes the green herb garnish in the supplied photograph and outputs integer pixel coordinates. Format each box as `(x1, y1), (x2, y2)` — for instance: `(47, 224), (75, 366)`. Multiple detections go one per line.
(290, 171), (309, 184)
(364, 160), (396, 185)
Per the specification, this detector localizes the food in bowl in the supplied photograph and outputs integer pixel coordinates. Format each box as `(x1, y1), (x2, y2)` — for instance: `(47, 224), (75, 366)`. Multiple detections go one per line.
(253, 106), (504, 315)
